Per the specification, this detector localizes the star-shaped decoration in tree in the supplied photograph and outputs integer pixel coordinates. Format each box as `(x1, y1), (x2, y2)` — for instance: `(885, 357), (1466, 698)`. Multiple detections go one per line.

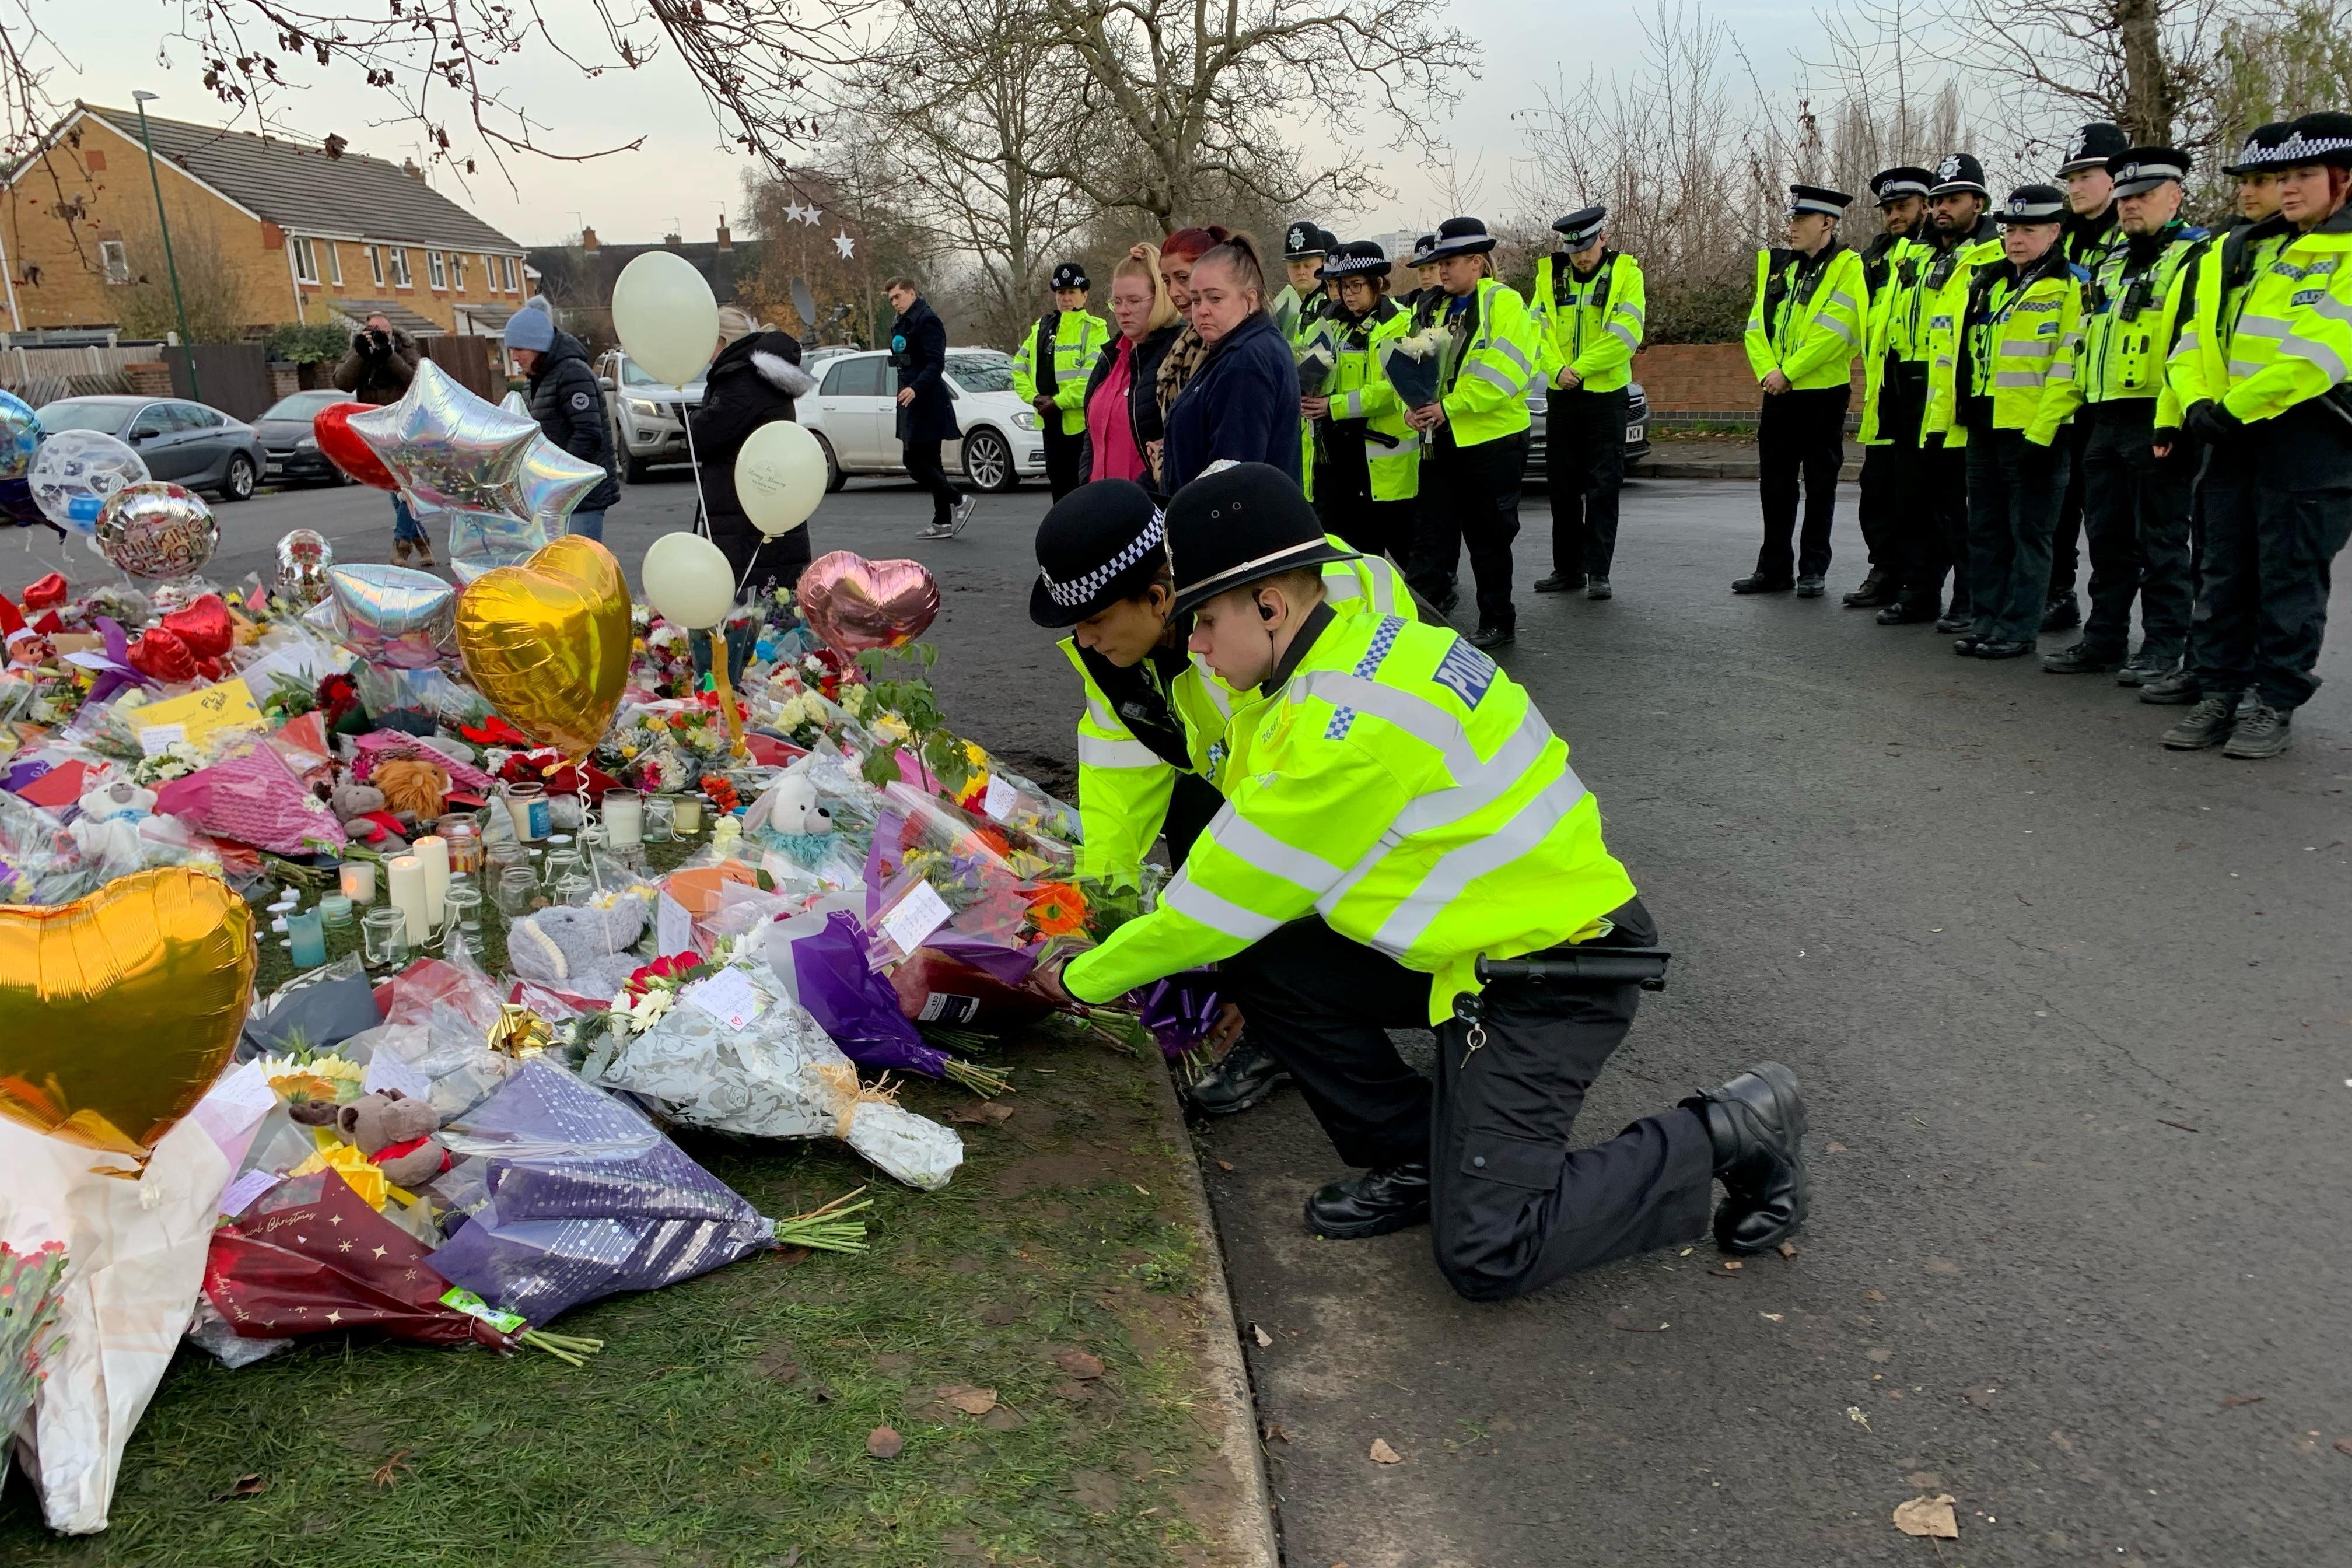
(799, 203), (823, 226)
(832, 231), (856, 260)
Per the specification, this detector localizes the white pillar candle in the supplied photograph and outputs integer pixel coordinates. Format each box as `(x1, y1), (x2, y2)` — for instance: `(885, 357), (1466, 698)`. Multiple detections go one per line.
(339, 860), (377, 905)
(414, 834), (450, 923)
(387, 854), (430, 947)
(603, 789), (642, 849)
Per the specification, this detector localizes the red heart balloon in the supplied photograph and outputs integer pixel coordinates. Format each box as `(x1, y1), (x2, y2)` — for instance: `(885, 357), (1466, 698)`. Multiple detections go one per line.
(314, 402), (399, 490)
(795, 551), (941, 657)
(21, 571), (67, 610)
(127, 626), (196, 684)
(160, 593), (233, 659)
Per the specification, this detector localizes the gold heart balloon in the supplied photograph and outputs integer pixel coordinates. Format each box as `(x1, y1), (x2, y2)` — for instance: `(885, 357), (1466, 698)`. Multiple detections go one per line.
(0, 866), (258, 1163)
(454, 534), (632, 760)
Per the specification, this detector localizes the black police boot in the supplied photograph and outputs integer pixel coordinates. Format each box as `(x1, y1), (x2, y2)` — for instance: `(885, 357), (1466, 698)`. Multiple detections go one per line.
(2160, 694), (2237, 750)
(1973, 638), (2035, 660)
(2138, 667), (2200, 704)
(1951, 634), (1983, 656)
(1468, 624), (1515, 649)
(2115, 650), (2176, 687)
(1304, 1164), (1432, 1240)
(1433, 584), (1461, 615)
(2041, 641), (2126, 674)
(1731, 573), (1794, 594)
(1532, 572), (1581, 594)
(1585, 578), (1612, 600)
(1795, 575), (1827, 598)
(1186, 1036), (1292, 1118)
(1843, 569), (1894, 607)
(1685, 1063), (1808, 1254)
(2041, 594), (2081, 633)
(1877, 598), (1938, 625)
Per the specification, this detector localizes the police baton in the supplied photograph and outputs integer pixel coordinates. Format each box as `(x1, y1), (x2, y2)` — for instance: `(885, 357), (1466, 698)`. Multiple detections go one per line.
(1475, 947), (1672, 992)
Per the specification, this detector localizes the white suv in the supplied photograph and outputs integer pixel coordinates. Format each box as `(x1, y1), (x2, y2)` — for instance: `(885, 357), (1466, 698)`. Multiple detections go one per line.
(796, 348), (1048, 492)
(597, 351), (705, 482)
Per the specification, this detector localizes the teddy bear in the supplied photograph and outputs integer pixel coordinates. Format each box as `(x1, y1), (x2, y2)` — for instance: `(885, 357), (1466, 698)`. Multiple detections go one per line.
(330, 777), (407, 851)
(374, 757), (450, 822)
(505, 897), (649, 998)
(78, 779), (156, 825)
(335, 1088), (450, 1187)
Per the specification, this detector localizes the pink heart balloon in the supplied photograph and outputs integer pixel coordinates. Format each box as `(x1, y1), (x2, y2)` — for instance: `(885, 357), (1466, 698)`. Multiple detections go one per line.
(797, 550), (940, 656)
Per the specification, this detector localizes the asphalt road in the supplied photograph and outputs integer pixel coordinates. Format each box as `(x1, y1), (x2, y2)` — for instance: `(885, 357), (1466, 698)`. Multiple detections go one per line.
(20, 468), (2347, 1567)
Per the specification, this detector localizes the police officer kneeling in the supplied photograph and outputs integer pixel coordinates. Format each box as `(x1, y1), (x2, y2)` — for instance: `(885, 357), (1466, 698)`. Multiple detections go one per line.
(1035, 463), (1810, 1300)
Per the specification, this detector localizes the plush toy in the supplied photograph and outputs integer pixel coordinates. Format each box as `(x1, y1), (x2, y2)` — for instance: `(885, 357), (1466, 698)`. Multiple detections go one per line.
(330, 777), (407, 850)
(335, 1088), (451, 1188)
(506, 898), (649, 999)
(768, 772), (834, 835)
(373, 757), (450, 821)
(77, 779), (156, 824)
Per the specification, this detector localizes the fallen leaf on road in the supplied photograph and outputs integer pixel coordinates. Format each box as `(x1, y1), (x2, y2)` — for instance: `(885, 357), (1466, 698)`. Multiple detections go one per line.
(1216, 1160), (1235, 1172)
(219, 1473), (267, 1500)
(2333, 1437), (2352, 1457)
(1847, 1406), (1871, 1432)
(1892, 1494), (1959, 1539)
(1369, 1438), (1403, 1464)
(1826, 1140), (1848, 1152)
(943, 1385), (999, 1415)
(866, 1426), (904, 1459)
(1055, 1348), (1105, 1380)
(1721, 1259), (1743, 1271)
(948, 1102), (1014, 1126)
(2219, 1394), (2265, 1410)
(1253, 1324), (1272, 1348)
(1264, 1422), (1291, 1444)
(1760, 1312), (1783, 1322)
(1864, 1289), (1886, 1303)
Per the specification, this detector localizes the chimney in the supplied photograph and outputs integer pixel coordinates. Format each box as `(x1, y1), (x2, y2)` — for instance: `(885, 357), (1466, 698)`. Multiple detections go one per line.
(580, 226), (599, 252)
(716, 219), (733, 251)
(663, 229), (682, 247)
(400, 158), (426, 182)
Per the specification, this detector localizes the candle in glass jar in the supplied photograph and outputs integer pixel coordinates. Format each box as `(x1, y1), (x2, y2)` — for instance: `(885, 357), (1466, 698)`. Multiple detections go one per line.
(387, 854), (430, 946)
(504, 781), (550, 842)
(339, 860), (376, 905)
(414, 835), (450, 922)
(672, 796), (704, 835)
(603, 789), (642, 848)
(441, 816), (482, 876)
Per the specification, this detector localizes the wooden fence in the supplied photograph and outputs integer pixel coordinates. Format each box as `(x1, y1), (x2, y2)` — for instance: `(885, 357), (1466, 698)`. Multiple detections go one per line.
(0, 343), (159, 407)
(163, 344), (275, 421)
(419, 335), (500, 402)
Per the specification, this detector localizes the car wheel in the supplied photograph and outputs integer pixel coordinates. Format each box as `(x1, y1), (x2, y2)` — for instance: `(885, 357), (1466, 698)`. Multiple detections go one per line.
(962, 428), (1016, 493)
(624, 452), (652, 484)
(218, 453), (256, 502)
(814, 432), (846, 493)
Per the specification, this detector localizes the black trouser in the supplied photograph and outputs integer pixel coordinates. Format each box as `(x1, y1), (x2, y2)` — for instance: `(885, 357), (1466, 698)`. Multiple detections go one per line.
(1042, 424), (1084, 501)
(2185, 401), (2352, 710)
(2077, 400), (2197, 665)
(1546, 386), (1628, 579)
(1755, 385), (1849, 582)
(1412, 427), (1526, 631)
(2048, 420), (2091, 605)
(1164, 771), (1222, 869)
(902, 439), (961, 526)
(1858, 380), (1925, 580)
(1315, 428), (1418, 565)
(1916, 441), (1971, 615)
(1219, 907), (1715, 1303)
(1964, 428), (2071, 645)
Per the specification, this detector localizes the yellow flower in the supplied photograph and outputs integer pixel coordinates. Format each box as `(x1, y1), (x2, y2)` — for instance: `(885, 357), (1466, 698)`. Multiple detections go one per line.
(963, 741), (988, 767)
(621, 743), (639, 760)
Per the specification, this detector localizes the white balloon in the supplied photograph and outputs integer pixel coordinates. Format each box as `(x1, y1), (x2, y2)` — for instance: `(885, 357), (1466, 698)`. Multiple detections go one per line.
(30, 429), (149, 533)
(641, 530), (736, 629)
(735, 420), (825, 537)
(611, 251), (719, 387)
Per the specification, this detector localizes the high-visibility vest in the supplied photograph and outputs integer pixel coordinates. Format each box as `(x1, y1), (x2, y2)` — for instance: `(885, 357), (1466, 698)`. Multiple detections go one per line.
(1321, 302), (1422, 501)
(2171, 206), (2352, 425)
(1064, 607), (1639, 1025)
(2080, 219), (2208, 418)
(1011, 310), (1110, 436)
(1906, 231), (2004, 447)
(1744, 243), (1868, 391)
(1435, 276), (1538, 447)
(1060, 543), (1416, 887)
(1857, 233), (1933, 443)
(1528, 251), (1646, 394)
(1924, 254), (2084, 447)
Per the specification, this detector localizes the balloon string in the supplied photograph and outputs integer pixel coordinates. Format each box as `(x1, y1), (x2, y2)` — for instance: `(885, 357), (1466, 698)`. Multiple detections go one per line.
(680, 405), (715, 542)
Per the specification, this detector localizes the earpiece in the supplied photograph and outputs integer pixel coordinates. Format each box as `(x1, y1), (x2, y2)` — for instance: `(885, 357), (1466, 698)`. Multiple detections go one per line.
(1258, 597), (1276, 622)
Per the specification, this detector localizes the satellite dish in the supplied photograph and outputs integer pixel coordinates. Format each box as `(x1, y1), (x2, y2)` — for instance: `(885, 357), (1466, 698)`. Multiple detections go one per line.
(790, 278), (818, 334)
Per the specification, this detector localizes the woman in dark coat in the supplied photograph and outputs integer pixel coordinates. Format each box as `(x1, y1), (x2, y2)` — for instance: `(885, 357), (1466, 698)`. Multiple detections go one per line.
(886, 279), (972, 538)
(690, 307), (818, 593)
(1160, 234), (1304, 494)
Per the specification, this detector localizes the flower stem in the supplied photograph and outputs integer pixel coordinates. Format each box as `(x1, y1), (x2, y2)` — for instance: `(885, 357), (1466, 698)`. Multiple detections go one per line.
(943, 1057), (1013, 1098)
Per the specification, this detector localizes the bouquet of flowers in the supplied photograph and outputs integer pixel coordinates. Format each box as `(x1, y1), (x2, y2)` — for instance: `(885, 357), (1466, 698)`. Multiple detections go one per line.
(0, 1239), (70, 1488)
(1379, 328), (1446, 412)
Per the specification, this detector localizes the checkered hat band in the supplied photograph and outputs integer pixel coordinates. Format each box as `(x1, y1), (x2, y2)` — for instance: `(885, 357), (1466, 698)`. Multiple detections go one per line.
(2260, 131), (2352, 164)
(1042, 513), (1166, 609)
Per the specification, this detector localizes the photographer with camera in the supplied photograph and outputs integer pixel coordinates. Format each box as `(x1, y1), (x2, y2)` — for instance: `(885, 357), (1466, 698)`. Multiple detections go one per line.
(332, 312), (429, 564)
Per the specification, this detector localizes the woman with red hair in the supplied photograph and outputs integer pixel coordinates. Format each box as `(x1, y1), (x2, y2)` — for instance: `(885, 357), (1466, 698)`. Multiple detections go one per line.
(1152, 225), (1232, 466)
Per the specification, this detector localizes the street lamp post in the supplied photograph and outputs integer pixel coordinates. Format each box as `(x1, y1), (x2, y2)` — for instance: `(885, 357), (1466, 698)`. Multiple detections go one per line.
(131, 90), (201, 404)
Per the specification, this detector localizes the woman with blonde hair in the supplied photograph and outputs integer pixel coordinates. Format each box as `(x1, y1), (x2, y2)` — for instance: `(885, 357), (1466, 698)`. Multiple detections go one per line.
(1079, 243), (1185, 489)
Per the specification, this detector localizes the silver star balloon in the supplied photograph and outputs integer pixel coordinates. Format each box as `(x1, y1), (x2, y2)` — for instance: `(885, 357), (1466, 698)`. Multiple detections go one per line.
(517, 432), (604, 533)
(348, 359), (540, 519)
(302, 562), (457, 669)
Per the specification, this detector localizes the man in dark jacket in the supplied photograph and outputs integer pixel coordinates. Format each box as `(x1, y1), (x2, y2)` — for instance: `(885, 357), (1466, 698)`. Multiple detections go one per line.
(692, 318), (820, 592)
(334, 312), (431, 565)
(885, 278), (974, 539)
(505, 303), (621, 541)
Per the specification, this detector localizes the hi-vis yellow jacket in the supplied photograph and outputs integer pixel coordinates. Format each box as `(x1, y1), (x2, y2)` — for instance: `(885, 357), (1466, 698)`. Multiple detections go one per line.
(1065, 607), (1637, 1024)
(1530, 250), (1646, 394)
(2167, 206), (2352, 424)
(1744, 243), (1868, 390)
(1011, 310), (1111, 436)
(1924, 253), (2085, 447)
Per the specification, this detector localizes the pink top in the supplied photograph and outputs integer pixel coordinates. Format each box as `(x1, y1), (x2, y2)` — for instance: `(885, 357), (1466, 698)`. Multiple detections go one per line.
(1087, 336), (1146, 483)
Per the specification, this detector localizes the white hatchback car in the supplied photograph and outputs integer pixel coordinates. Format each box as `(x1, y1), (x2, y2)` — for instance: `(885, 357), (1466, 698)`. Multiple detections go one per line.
(797, 348), (1048, 492)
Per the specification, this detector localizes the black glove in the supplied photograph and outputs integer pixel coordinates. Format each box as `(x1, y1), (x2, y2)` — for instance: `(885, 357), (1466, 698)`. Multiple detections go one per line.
(352, 332), (373, 355)
(2185, 400), (2242, 444)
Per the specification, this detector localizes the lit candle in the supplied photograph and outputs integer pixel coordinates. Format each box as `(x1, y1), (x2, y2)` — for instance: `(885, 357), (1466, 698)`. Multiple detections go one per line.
(414, 834), (450, 923)
(319, 894), (355, 930)
(339, 860), (377, 905)
(387, 854), (430, 946)
(672, 796), (703, 835)
(603, 789), (642, 849)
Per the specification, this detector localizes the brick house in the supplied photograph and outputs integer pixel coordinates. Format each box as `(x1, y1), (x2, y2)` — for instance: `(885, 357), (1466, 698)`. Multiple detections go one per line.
(0, 103), (531, 340)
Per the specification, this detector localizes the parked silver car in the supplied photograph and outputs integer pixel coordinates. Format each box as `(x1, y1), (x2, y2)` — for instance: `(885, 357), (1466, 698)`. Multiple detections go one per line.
(797, 348), (1046, 493)
(596, 350), (705, 482)
(36, 395), (264, 501)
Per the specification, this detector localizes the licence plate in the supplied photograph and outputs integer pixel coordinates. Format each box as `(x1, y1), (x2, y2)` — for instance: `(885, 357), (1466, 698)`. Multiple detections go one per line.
(1626, 424), (1644, 442)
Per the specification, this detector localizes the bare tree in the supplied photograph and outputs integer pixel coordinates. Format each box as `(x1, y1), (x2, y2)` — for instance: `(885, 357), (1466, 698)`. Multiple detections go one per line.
(743, 135), (938, 349)
(1924, 0), (2243, 158)
(1021, 0), (1480, 232)
(114, 215), (249, 343)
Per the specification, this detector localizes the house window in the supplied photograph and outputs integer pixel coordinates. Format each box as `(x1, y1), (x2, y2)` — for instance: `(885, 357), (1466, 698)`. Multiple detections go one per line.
(452, 252), (467, 290)
(327, 243), (342, 286)
(366, 245), (384, 286)
(502, 255), (518, 292)
(482, 253), (497, 292)
(99, 240), (130, 285)
(292, 236), (319, 285)
(428, 251), (447, 290)
(389, 248), (412, 288)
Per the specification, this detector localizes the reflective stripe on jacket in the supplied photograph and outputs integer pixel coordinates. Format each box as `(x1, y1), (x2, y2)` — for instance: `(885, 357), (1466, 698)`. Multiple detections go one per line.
(1908, 233), (2004, 448)
(2081, 220), (2207, 418)
(1064, 607), (1637, 1025)
(1744, 244), (1868, 390)
(1924, 254), (2084, 447)
(2176, 206), (2352, 424)
(1012, 310), (1111, 435)
(1858, 235), (1933, 443)
(1529, 251), (1646, 394)
(1437, 276), (1538, 446)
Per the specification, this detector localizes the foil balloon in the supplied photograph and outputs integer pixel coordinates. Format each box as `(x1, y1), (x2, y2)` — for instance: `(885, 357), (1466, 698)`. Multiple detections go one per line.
(516, 432), (603, 531)
(95, 482), (219, 579)
(29, 428), (149, 533)
(455, 534), (631, 758)
(303, 562), (457, 670)
(640, 530), (734, 629)
(346, 359), (541, 519)
(275, 528), (335, 609)
(160, 593), (234, 662)
(0, 388), (43, 482)
(734, 420), (825, 537)
(499, 388), (530, 418)
(796, 551), (940, 656)
(0, 866), (257, 1163)
(314, 400), (400, 489)
(443, 508), (550, 586)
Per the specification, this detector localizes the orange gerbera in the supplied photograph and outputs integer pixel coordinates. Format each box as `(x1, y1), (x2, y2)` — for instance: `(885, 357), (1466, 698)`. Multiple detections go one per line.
(1026, 881), (1087, 938)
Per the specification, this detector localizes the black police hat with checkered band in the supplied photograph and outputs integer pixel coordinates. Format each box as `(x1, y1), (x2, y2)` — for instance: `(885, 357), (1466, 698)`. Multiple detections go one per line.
(1029, 480), (1174, 628)
(1050, 261), (1089, 292)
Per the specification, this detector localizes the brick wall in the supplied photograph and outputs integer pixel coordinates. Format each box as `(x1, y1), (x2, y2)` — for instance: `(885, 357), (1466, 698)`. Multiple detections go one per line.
(125, 360), (171, 397)
(1632, 342), (1866, 423)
